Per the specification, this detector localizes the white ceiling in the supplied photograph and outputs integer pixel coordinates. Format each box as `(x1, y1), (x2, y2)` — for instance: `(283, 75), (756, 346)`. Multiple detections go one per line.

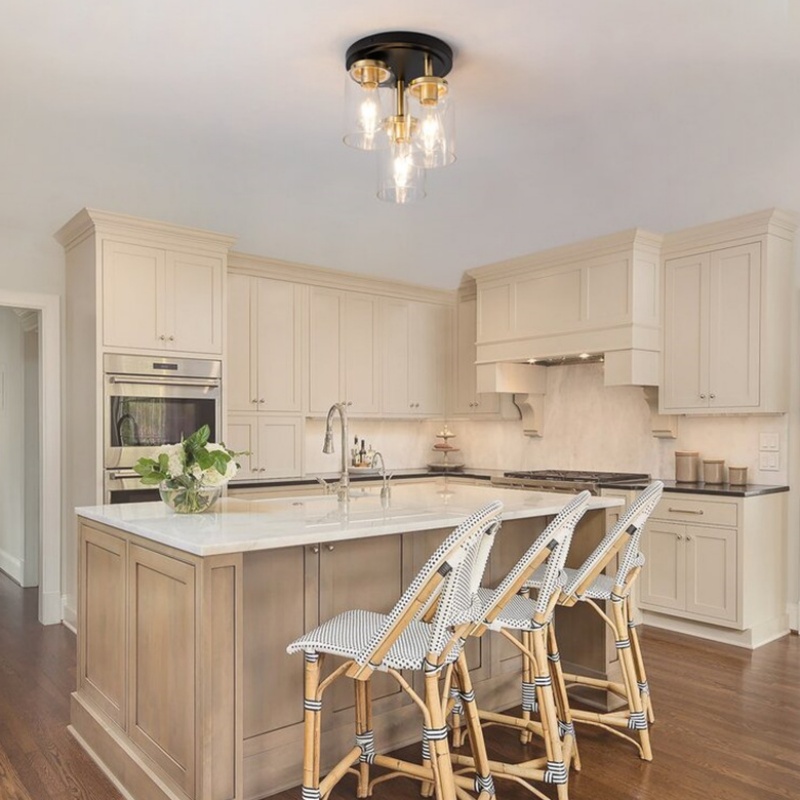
(3, 0), (800, 289)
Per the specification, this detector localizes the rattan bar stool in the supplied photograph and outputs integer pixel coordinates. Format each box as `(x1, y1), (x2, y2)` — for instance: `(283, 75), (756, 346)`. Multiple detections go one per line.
(286, 501), (504, 800)
(448, 491), (591, 800)
(524, 480), (664, 761)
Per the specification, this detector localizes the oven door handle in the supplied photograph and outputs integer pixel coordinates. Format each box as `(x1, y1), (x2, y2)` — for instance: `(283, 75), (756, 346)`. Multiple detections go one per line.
(108, 375), (221, 389)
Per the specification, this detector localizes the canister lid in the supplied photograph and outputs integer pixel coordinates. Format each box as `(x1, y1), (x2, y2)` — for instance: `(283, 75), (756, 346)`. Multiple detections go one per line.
(675, 451), (699, 457)
(702, 458), (724, 464)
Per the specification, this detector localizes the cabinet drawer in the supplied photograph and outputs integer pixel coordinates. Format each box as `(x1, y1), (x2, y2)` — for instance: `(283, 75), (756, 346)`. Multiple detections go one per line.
(653, 497), (737, 527)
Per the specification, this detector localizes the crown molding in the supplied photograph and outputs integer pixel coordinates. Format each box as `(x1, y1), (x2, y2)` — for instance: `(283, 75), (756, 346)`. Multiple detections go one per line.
(228, 251), (455, 305)
(54, 208), (236, 253)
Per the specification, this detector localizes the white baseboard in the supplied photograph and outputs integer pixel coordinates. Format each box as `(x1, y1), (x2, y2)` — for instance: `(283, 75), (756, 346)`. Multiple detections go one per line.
(62, 595), (77, 631)
(789, 602), (800, 633)
(0, 546), (23, 585)
(642, 610), (790, 650)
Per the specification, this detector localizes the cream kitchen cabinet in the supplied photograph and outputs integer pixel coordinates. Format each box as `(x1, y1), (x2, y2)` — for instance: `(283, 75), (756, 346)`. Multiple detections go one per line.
(102, 240), (224, 356)
(452, 294), (501, 416)
(227, 272), (304, 413)
(308, 287), (381, 415)
(660, 210), (795, 414)
(639, 491), (788, 646)
(226, 414), (303, 479)
(382, 298), (449, 416)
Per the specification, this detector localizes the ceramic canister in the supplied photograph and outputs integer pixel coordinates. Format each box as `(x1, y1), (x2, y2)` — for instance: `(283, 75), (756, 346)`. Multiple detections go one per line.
(675, 451), (699, 482)
(703, 459), (725, 484)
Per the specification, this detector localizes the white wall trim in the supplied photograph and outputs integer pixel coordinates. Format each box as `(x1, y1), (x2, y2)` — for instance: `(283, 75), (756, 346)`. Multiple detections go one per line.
(0, 547), (23, 584)
(0, 290), (61, 625)
(789, 602), (799, 633)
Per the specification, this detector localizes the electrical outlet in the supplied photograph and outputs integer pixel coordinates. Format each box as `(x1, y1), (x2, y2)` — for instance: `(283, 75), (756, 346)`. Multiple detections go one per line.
(759, 432), (779, 452)
(759, 452), (779, 471)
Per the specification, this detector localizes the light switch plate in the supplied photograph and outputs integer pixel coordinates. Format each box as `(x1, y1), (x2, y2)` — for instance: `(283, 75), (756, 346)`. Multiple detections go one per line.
(759, 433), (780, 452)
(759, 452), (779, 471)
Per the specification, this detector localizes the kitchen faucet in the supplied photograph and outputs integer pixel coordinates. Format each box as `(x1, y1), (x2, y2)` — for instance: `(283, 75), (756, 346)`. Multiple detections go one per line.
(371, 450), (392, 507)
(322, 403), (349, 499)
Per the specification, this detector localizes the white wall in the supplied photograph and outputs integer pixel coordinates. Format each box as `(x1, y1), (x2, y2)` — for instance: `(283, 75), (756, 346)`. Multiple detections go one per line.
(0, 309), (26, 583)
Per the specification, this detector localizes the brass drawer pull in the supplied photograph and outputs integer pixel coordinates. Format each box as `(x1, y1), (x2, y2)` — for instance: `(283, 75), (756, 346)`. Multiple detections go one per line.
(668, 507), (704, 515)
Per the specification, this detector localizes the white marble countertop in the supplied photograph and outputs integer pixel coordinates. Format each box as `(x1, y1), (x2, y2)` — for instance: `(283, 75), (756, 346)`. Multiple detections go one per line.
(76, 481), (622, 557)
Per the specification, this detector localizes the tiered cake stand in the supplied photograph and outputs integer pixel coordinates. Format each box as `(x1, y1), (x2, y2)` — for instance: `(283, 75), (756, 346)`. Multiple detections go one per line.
(427, 425), (464, 472)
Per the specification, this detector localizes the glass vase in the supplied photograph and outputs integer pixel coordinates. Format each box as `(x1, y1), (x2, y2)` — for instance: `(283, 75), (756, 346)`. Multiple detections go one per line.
(159, 480), (222, 514)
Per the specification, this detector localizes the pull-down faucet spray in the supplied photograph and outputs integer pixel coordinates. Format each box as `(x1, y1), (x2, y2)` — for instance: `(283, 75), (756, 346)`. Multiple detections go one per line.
(322, 403), (349, 498)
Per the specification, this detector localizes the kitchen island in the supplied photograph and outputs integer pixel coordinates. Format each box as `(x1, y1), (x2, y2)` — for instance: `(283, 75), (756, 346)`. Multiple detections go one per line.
(72, 482), (622, 800)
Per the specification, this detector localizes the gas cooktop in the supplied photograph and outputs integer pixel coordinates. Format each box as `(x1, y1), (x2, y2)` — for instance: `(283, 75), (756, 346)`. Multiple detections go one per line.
(491, 470), (650, 494)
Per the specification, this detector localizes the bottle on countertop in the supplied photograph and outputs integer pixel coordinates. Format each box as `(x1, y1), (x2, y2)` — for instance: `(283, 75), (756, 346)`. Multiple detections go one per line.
(366, 443), (375, 468)
(359, 439), (366, 466)
(352, 435), (360, 466)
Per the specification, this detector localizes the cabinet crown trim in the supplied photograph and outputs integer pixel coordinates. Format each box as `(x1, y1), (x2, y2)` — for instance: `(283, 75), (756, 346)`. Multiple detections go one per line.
(55, 208), (237, 252)
(229, 253), (454, 305)
(466, 228), (663, 282)
(662, 208), (798, 254)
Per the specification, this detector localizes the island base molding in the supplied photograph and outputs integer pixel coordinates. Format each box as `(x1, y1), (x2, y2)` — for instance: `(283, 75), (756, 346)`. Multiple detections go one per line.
(70, 694), (190, 800)
(641, 610), (790, 650)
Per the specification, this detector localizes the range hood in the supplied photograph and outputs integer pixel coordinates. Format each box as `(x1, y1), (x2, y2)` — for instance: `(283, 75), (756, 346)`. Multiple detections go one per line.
(467, 227), (663, 389)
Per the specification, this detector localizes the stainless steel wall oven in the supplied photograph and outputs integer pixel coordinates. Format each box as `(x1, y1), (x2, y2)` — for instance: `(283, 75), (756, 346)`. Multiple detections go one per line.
(103, 354), (221, 503)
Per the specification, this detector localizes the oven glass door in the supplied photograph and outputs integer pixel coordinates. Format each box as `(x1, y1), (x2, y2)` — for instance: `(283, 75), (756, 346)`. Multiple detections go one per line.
(105, 379), (220, 468)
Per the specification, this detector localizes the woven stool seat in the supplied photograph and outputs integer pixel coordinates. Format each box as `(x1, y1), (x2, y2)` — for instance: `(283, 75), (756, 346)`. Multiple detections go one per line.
(287, 609), (464, 672)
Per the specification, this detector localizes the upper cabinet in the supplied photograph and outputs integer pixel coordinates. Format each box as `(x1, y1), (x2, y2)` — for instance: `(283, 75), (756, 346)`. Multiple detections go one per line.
(452, 292), (500, 416)
(102, 241), (224, 355)
(660, 210), (796, 414)
(228, 272), (304, 413)
(56, 208), (235, 360)
(382, 299), (450, 417)
(308, 287), (381, 416)
(468, 229), (663, 387)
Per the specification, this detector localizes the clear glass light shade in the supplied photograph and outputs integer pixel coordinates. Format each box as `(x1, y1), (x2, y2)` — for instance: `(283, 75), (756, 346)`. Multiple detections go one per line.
(407, 81), (455, 168)
(343, 72), (393, 151)
(377, 141), (426, 204)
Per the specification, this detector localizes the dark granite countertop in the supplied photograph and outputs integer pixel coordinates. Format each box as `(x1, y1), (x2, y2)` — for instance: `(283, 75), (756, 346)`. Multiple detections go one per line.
(597, 479), (789, 498)
(232, 470), (787, 498)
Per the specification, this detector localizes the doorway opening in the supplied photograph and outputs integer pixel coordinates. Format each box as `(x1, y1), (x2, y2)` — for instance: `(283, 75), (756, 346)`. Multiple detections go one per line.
(0, 291), (61, 625)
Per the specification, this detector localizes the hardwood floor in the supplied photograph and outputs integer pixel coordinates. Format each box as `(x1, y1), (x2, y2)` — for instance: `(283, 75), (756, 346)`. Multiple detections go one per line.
(1, 569), (798, 800)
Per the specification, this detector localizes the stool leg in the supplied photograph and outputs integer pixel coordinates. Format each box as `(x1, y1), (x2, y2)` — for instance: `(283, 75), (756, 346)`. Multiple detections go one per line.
(611, 598), (652, 761)
(449, 684), (466, 749)
(627, 599), (654, 723)
(547, 620), (580, 773)
(531, 627), (569, 800)
(301, 652), (323, 800)
(454, 653), (496, 800)
(519, 628), (536, 745)
(354, 678), (373, 798)
(424, 670), (456, 800)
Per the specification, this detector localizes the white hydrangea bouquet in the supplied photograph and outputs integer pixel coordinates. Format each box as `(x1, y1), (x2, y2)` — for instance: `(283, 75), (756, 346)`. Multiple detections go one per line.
(134, 424), (239, 513)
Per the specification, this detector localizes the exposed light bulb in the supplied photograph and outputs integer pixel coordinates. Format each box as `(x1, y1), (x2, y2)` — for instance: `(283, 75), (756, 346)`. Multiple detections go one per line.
(392, 144), (414, 189)
(357, 90), (381, 143)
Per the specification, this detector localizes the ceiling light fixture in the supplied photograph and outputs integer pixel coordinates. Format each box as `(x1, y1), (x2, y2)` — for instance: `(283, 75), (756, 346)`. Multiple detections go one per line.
(343, 31), (455, 204)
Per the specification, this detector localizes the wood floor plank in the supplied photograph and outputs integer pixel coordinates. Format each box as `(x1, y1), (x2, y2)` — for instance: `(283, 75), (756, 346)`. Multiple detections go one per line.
(1, 572), (799, 800)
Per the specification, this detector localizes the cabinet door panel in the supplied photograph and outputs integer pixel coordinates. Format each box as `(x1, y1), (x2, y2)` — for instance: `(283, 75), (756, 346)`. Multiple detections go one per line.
(309, 289), (343, 413)
(102, 241), (164, 350)
(382, 299), (411, 414)
(454, 297), (499, 415)
(685, 525), (737, 622)
(342, 293), (381, 414)
(662, 254), (708, 410)
(243, 548), (308, 738)
(80, 524), (127, 728)
(166, 251), (223, 354)
(640, 520), (684, 611)
(257, 278), (303, 412)
(226, 417), (258, 479)
(257, 417), (303, 478)
(128, 546), (196, 794)
(410, 302), (447, 415)
(227, 273), (256, 411)
(708, 244), (761, 408)
(318, 536), (405, 718)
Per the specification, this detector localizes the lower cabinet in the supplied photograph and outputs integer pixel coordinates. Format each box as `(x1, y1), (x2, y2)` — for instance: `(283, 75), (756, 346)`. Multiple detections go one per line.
(639, 492), (787, 638)
(76, 519), (241, 800)
(227, 414), (304, 479)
